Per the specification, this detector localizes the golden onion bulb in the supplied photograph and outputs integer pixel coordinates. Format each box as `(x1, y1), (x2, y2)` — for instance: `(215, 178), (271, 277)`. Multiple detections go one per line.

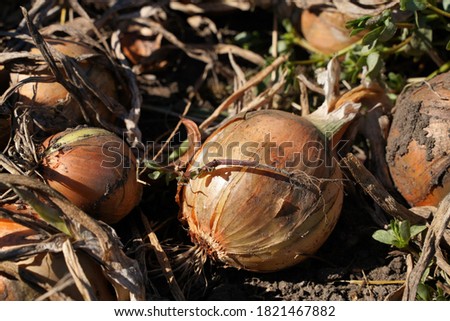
(178, 110), (343, 272)
(386, 71), (450, 207)
(0, 203), (115, 300)
(40, 127), (142, 224)
(9, 38), (118, 130)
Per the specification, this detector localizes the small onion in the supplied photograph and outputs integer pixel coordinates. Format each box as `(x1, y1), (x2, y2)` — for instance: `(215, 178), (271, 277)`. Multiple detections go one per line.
(386, 71), (450, 207)
(178, 110), (343, 272)
(9, 38), (118, 130)
(300, 8), (363, 55)
(0, 203), (115, 300)
(40, 127), (142, 224)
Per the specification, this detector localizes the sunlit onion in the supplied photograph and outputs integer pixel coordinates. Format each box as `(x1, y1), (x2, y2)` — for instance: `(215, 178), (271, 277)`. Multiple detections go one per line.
(178, 110), (343, 272)
(40, 127), (142, 224)
(386, 71), (450, 207)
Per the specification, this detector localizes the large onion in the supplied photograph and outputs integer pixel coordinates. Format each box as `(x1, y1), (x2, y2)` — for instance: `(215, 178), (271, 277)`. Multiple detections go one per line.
(386, 71), (450, 207)
(0, 203), (115, 300)
(9, 38), (118, 130)
(178, 110), (343, 272)
(40, 127), (142, 224)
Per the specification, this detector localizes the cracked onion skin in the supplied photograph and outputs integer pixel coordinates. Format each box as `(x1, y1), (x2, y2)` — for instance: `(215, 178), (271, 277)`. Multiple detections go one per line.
(178, 110), (343, 272)
(40, 127), (142, 224)
(386, 71), (450, 207)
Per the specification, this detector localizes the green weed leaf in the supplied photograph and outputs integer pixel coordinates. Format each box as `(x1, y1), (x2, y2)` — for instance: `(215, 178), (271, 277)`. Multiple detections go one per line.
(362, 26), (383, 46)
(372, 230), (397, 245)
(373, 219), (425, 249)
(398, 220), (411, 244)
(168, 139), (189, 162)
(366, 52), (383, 79)
(144, 160), (163, 170)
(417, 283), (432, 300)
(148, 170), (163, 180)
(379, 21), (397, 42)
(410, 224), (427, 237)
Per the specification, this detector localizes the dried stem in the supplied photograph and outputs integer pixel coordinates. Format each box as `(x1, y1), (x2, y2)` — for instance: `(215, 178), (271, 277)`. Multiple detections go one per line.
(403, 193), (450, 300)
(342, 153), (427, 224)
(140, 212), (185, 301)
(199, 55), (288, 131)
(62, 239), (96, 301)
(150, 101), (192, 163)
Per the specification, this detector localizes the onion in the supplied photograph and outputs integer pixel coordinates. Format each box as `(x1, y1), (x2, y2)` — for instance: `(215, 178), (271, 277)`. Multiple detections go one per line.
(9, 38), (118, 130)
(0, 203), (115, 300)
(386, 71), (450, 207)
(40, 127), (142, 224)
(300, 8), (363, 55)
(178, 110), (343, 272)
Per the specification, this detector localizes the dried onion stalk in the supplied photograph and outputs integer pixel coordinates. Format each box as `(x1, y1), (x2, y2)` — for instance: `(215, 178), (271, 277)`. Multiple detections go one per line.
(0, 203), (115, 300)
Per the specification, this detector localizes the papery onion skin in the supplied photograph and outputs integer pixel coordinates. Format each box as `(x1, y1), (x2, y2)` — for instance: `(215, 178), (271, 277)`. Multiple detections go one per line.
(386, 71), (450, 207)
(40, 127), (142, 224)
(0, 203), (115, 300)
(178, 110), (343, 272)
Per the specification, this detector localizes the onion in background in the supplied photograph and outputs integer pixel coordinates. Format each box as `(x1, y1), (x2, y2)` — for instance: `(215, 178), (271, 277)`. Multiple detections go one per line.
(386, 71), (450, 207)
(8, 38), (119, 133)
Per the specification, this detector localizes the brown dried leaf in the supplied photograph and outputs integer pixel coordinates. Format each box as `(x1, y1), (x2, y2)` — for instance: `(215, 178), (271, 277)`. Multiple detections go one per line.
(62, 239), (96, 301)
(140, 212), (185, 300)
(403, 193), (450, 300)
(0, 174), (145, 300)
(199, 55), (288, 131)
